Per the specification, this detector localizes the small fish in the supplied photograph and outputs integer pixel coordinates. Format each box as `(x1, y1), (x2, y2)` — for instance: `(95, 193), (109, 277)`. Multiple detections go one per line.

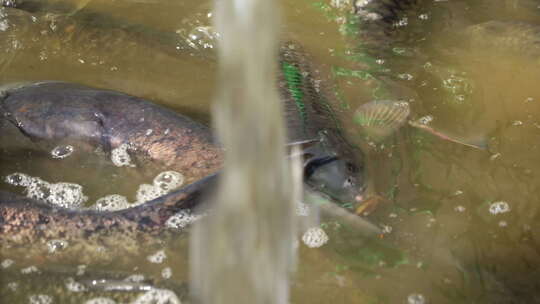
(408, 119), (488, 150)
(354, 99), (488, 150)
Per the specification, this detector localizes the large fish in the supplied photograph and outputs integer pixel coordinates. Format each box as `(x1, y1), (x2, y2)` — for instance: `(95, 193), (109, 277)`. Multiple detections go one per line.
(0, 2), (368, 206)
(0, 74), (374, 259)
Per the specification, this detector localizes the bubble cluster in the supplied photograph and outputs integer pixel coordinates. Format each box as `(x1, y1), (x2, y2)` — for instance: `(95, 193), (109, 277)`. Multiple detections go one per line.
(7, 282), (18, 291)
(46, 239), (69, 253)
(0, 8), (9, 32)
(51, 145), (74, 159)
(489, 201), (511, 214)
(147, 250), (167, 264)
(161, 267), (172, 279)
(186, 26), (220, 50)
(132, 288), (181, 304)
(94, 195), (130, 211)
(84, 298), (116, 304)
(5, 173), (88, 209)
(28, 294), (52, 304)
(1, 259), (14, 269)
(65, 277), (87, 292)
(135, 171), (184, 205)
(124, 274), (145, 283)
(165, 211), (201, 230)
(21, 265), (39, 274)
(111, 143), (135, 167)
(302, 227), (329, 248)
(407, 293), (426, 304)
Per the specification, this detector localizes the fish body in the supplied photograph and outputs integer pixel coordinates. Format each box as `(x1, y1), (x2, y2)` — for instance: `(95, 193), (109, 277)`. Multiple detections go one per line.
(279, 43), (366, 205)
(0, 79), (367, 257)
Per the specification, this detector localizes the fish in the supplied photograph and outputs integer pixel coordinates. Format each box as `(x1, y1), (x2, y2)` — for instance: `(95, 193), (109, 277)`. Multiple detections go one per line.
(0, 78), (378, 260)
(279, 42), (367, 207)
(0, 2), (369, 208)
(354, 99), (489, 150)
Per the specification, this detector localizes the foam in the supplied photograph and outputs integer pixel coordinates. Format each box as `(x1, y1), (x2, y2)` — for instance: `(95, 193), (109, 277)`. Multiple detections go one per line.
(65, 277), (87, 292)
(301, 227), (329, 248)
(84, 298), (117, 304)
(147, 250), (167, 264)
(111, 143), (135, 167)
(46, 239), (69, 253)
(94, 194), (130, 211)
(51, 145), (74, 159)
(165, 211), (201, 230)
(132, 288), (181, 304)
(161, 267), (172, 279)
(1, 259), (14, 269)
(135, 171), (184, 205)
(28, 294), (53, 304)
(5, 173), (88, 209)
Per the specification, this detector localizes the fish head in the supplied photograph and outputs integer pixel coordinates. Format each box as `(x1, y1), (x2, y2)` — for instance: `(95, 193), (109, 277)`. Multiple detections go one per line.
(304, 153), (366, 208)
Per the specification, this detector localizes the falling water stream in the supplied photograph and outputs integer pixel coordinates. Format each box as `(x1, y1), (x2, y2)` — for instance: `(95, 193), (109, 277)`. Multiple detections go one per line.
(190, 0), (298, 303)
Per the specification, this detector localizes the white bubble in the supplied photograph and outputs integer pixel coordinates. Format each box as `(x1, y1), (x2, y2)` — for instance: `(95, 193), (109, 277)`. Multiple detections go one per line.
(28, 294), (52, 304)
(135, 184), (165, 205)
(51, 145), (74, 159)
(7, 173), (88, 209)
(7, 282), (18, 291)
(132, 288), (181, 304)
(145, 129), (153, 136)
(124, 274), (145, 283)
(302, 227), (329, 248)
(1, 259), (14, 268)
(46, 239), (69, 253)
(5, 172), (31, 186)
(47, 182), (88, 208)
(65, 277), (87, 292)
(161, 267), (172, 279)
(94, 195), (130, 211)
(407, 293), (426, 304)
(21, 265), (39, 274)
(153, 171), (184, 192)
(111, 143), (135, 167)
(454, 205), (466, 212)
(76, 265), (87, 276)
(84, 298), (116, 304)
(165, 211), (201, 230)
(489, 201), (511, 214)
(147, 250), (167, 264)
(382, 225), (393, 234)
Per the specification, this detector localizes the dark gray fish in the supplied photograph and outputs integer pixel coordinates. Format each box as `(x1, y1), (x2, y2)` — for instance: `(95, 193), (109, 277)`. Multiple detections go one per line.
(279, 42), (367, 206)
(0, 2), (369, 207)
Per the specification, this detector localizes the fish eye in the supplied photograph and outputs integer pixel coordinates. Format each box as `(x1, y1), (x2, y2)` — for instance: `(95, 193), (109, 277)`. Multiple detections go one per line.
(346, 162), (358, 173)
(343, 177), (353, 187)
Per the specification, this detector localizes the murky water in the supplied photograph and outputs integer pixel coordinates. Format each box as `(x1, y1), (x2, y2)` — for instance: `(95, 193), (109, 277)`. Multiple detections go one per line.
(1, 0), (540, 303)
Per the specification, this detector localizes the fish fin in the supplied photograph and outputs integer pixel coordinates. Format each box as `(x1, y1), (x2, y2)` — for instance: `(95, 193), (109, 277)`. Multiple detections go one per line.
(354, 100), (410, 141)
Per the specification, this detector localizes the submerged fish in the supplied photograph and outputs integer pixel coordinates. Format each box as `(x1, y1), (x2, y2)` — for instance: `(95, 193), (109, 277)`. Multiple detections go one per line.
(354, 99), (488, 150)
(0, 77), (373, 260)
(0, 2), (369, 207)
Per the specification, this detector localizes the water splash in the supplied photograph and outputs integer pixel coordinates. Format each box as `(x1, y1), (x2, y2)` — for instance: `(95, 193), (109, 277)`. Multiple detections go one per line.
(190, 0), (298, 303)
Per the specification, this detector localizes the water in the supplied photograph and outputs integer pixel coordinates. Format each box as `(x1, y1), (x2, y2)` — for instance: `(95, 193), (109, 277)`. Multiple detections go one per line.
(1, 0), (540, 303)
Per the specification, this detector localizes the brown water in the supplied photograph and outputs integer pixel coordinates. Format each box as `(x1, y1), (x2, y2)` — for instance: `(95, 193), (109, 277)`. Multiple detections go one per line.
(1, 0), (540, 303)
